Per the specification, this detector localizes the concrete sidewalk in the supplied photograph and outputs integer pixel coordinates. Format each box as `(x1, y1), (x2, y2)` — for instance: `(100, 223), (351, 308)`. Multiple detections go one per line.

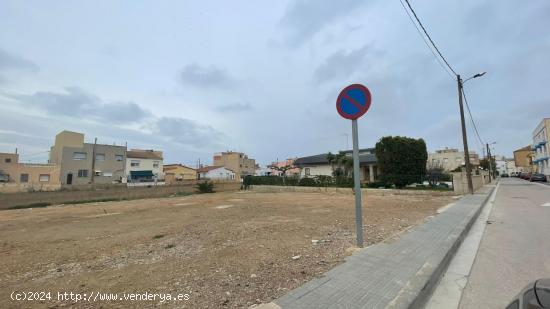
(261, 185), (495, 309)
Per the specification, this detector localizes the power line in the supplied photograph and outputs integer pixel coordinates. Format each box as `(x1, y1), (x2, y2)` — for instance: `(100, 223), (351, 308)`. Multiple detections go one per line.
(461, 87), (485, 150)
(402, 0), (458, 77)
(398, 0), (455, 79)
(19, 150), (50, 157)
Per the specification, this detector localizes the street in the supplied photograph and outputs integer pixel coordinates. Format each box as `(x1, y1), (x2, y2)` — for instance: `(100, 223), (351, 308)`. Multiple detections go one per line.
(459, 177), (550, 308)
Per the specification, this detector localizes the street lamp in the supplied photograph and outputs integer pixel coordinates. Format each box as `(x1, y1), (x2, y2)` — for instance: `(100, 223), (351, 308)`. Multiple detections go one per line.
(457, 71), (487, 194)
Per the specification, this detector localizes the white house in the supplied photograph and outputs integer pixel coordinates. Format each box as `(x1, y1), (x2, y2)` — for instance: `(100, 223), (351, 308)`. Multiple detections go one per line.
(197, 166), (235, 180)
(126, 149), (164, 182)
(294, 148), (379, 182)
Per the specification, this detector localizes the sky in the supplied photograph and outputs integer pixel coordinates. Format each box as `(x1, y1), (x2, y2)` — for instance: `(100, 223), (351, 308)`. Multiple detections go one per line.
(1, 0), (549, 167)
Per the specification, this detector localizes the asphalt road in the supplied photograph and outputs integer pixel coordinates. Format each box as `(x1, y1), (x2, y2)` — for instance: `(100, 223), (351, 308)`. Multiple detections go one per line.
(459, 177), (550, 308)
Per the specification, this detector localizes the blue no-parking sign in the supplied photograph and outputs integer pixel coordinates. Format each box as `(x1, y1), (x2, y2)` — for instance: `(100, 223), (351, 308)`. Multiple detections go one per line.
(336, 83), (372, 248)
(336, 84), (372, 120)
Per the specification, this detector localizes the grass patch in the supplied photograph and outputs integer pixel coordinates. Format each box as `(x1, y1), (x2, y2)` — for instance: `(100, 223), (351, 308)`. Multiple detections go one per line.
(174, 191), (193, 197)
(10, 202), (52, 210)
(153, 234), (165, 239)
(164, 244), (175, 249)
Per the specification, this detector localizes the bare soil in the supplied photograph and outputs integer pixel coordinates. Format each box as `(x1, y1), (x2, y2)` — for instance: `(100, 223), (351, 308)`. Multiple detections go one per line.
(0, 190), (453, 308)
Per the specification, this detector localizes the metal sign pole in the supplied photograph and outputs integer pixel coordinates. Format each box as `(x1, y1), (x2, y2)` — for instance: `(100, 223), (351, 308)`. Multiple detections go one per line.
(352, 119), (364, 248)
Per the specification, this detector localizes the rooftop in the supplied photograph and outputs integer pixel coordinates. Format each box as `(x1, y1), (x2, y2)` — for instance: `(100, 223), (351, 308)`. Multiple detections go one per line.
(127, 150), (163, 160)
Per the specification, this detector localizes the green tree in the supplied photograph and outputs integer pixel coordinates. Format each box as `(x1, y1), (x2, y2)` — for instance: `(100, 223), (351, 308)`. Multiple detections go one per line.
(375, 136), (428, 188)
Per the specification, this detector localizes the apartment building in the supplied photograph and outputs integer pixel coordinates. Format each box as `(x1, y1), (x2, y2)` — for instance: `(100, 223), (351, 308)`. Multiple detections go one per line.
(513, 145), (534, 172)
(49, 131), (127, 185)
(532, 118), (550, 180)
(126, 149), (164, 182)
(427, 148), (480, 172)
(0, 152), (61, 192)
(213, 151), (255, 179)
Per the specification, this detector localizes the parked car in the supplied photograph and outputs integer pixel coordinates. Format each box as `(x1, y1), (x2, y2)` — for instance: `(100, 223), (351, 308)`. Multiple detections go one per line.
(530, 173), (547, 182)
(501, 173), (510, 177)
(521, 173), (532, 180)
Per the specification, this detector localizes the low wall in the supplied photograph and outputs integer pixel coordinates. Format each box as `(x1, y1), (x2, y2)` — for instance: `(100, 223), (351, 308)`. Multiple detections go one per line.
(452, 171), (491, 194)
(250, 185), (456, 196)
(0, 181), (240, 210)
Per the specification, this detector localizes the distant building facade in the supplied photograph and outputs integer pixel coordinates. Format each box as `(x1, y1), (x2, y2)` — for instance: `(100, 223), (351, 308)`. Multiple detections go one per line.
(164, 164), (196, 183)
(427, 148), (480, 172)
(513, 146), (533, 172)
(49, 131), (127, 185)
(269, 158), (300, 176)
(213, 151), (255, 179)
(126, 149), (164, 182)
(197, 166), (235, 180)
(0, 152), (61, 192)
(532, 118), (550, 180)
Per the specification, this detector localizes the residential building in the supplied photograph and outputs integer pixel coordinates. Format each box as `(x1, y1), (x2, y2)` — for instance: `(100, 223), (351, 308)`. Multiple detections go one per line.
(0, 152), (61, 191)
(294, 148), (379, 182)
(427, 148), (480, 172)
(269, 158), (300, 176)
(164, 164), (197, 183)
(126, 149), (164, 182)
(49, 131), (127, 185)
(505, 159), (521, 175)
(213, 151), (255, 179)
(532, 118), (550, 180)
(513, 146), (534, 172)
(255, 166), (273, 176)
(494, 155), (507, 175)
(197, 166), (236, 180)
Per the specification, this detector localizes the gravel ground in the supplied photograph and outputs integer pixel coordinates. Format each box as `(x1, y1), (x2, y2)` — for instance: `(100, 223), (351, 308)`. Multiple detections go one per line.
(0, 190), (454, 308)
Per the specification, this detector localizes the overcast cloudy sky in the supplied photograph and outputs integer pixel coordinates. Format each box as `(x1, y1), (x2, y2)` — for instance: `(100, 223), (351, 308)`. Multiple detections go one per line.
(1, 0), (549, 166)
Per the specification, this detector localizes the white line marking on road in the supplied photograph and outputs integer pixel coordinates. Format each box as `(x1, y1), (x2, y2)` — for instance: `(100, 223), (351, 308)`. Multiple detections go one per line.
(541, 202), (550, 207)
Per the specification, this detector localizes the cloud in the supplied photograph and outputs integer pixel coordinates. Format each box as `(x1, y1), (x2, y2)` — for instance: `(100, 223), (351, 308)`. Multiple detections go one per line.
(153, 116), (223, 149)
(0, 48), (39, 72)
(179, 63), (236, 89)
(313, 45), (373, 83)
(280, 0), (367, 47)
(218, 102), (252, 113)
(12, 87), (150, 124)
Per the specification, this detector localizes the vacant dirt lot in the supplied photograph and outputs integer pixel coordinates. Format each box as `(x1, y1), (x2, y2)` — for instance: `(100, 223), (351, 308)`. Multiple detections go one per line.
(0, 191), (453, 308)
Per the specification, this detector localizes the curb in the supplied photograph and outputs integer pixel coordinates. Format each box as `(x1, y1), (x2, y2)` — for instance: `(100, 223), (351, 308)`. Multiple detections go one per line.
(267, 183), (496, 309)
(389, 184), (496, 309)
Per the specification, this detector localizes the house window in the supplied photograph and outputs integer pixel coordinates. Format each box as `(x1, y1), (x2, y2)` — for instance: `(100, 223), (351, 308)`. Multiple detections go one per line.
(73, 152), (87, 160)
(115, 154), (124, 161)
(5, 158), (11, 163)
(94, 171), (102, 176)
(131, 160), (140, 167)
(20, 173), (29, 183)
(153, 161), (159, 168)
(95, 153), (105, 161)
(78, 169), (88, 177)
(305, 168), (311, 176)
(39, 174), (50, 182)
(103, 172), (113, 177)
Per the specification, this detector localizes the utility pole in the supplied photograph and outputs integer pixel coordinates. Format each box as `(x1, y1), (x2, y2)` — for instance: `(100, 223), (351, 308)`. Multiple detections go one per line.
(486, 143), (492, 182)
(457, 75), (474, 194)
(90, 137), (97, 184)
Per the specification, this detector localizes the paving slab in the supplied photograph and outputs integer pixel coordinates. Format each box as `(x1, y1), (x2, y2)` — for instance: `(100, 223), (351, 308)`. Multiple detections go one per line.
(269, 186), (494, 309)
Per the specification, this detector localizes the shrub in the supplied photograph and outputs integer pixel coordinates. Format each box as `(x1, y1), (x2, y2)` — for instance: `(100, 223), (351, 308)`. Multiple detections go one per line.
(365, 181), (392, 189)
(334, 176), (354, 187)
(196, 181), (214, 193)
(298, 177), (318, 186)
